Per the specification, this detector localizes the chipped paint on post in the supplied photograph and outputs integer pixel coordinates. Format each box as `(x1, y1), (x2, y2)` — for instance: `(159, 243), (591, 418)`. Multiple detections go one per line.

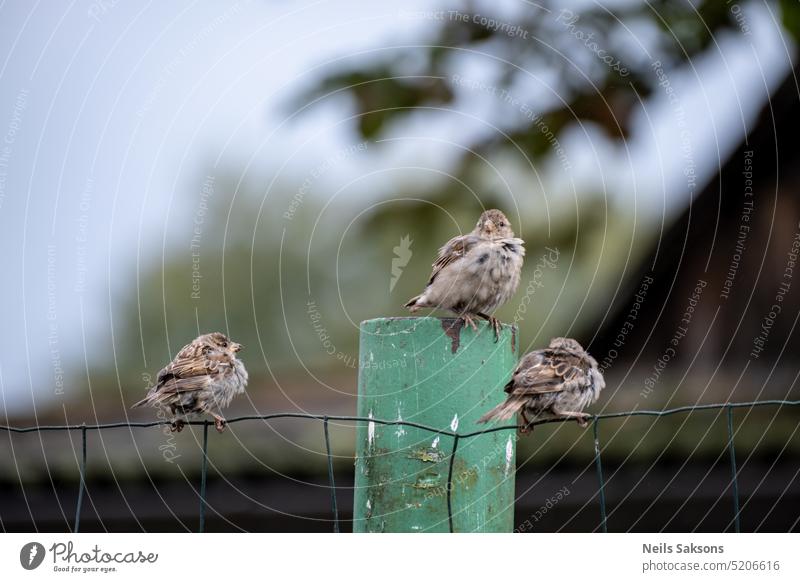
(367, 411), (375, 450)
(395, 409), (406, 439)
(407, 447), (446, 463)
(441, 317), (464, 353)
(504, 435), (515, 477)
(354, 316), (518, 532)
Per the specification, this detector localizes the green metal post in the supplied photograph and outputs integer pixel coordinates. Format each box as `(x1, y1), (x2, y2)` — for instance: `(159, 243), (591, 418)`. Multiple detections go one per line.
(354, 317), (518, 532)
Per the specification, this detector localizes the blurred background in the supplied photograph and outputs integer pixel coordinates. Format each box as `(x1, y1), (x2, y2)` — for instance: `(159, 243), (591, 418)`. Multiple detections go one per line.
(1, 0), (799, 532)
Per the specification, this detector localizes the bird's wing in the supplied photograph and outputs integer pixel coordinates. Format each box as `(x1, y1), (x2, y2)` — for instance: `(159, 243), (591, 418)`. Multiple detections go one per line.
(154, 344), (230, 395)
(428, 233), (481, 285)
(505, 349), (586, 395)
(498, 237), (526, 256)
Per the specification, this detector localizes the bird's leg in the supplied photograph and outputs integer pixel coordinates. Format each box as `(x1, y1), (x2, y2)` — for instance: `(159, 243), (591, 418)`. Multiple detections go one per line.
(519, 410), (533, 435)
(460, 312), (479, 331)
(170, 419), (185, 433)
(211, 413), (227, 433)
(553, 409), (591, 428)
(477, 312), (501, 342)
(491, 317), (501, 341)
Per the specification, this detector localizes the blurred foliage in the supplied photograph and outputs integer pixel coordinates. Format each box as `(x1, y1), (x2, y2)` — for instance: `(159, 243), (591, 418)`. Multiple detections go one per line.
(295, 0), (767, 148)
(306, 70), (454, 139)
(91, 0), (792, 400)
(281, 0), (782, 356)
(66, 0), (799, 474)
(781, 0), (800, 41)
(93, 172), (649, 401)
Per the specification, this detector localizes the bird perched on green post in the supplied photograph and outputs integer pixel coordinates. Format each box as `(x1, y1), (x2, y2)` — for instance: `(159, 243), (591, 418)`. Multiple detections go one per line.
(405, 209), (525, 339)
(132, 332), (248, 433)
(478, 337), (605, 433)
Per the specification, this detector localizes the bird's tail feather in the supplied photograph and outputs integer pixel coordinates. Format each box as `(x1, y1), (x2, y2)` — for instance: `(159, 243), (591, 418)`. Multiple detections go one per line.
(131, 395), (153, 408)
(404, 295), (421, 309)
(477, 397), (526, 424)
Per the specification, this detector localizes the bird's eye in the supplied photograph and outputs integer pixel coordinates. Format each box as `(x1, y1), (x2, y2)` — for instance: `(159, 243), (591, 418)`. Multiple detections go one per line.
(220, 341), (228, 348)
(499, 221), (506, 227)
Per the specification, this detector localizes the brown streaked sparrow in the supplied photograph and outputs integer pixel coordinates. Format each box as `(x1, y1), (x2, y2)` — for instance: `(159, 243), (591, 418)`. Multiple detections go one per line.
(132, 332), (248, 433)
(405, 209), (525, 339)
(478, 337), (605, 433)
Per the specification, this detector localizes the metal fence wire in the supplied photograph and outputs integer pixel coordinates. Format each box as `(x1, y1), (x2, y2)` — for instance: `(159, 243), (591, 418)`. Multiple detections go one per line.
(2, 399), (799, 533)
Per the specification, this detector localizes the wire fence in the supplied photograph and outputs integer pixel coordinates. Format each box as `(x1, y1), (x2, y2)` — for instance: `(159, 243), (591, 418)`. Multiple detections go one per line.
(2, 399), (799, 533)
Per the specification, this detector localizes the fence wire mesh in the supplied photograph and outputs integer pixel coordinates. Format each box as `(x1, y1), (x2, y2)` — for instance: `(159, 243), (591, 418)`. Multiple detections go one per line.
(2, 399), (799, 533)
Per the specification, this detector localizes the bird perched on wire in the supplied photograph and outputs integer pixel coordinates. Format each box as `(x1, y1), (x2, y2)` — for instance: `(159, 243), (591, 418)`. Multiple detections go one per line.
(404, 209), (525, 339)
(478, 337), (604, 433)
(132, 332), (248, 433)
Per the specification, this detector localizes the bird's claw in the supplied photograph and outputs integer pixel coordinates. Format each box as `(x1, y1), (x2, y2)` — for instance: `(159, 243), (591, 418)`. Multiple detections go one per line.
(214, 417), (227, 433)
(519, 411), (533, 435)
(476, 312), (502, 341)
(576, 414), (591, 428)
(170, 420), (185, 433)
(461, 314), (479, 331)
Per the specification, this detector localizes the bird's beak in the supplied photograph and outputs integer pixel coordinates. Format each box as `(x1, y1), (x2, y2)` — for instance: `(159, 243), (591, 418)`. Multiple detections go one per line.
(232, 343), (243, 352)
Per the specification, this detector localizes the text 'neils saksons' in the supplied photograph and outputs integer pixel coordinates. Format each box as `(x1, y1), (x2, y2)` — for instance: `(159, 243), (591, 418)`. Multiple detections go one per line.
(643, 543), (724, 554)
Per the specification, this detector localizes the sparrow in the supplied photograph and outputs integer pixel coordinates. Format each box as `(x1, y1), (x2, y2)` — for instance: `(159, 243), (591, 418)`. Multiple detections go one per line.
(132, 332), (248, 433)
(477, 337), (604, 433)
(405, 209), (525, 339)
